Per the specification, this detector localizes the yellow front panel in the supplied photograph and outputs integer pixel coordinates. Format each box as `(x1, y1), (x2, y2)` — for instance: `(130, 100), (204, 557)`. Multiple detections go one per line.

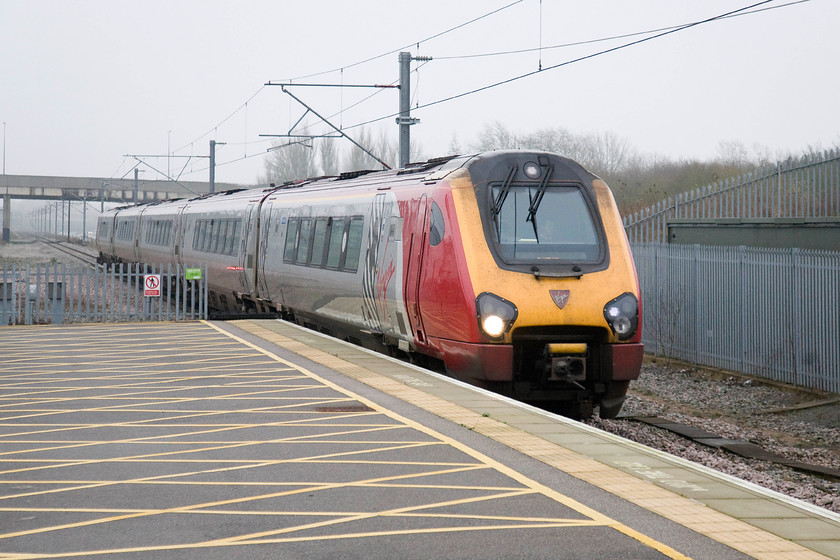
(449, 176), (638, 343)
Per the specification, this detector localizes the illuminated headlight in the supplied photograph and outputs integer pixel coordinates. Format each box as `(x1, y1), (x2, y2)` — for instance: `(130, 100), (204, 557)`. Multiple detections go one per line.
(603, 293), (639, 340)
(476, 292), (518, 340)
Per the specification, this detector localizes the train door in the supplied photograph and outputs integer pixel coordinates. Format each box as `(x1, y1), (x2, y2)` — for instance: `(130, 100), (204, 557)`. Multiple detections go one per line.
(404, 194), (429, 346)
(133, 216), (143, 263)
(257, 202), (273, 297)
(171, 207), (187, 265)
(239, 203), (257, 297)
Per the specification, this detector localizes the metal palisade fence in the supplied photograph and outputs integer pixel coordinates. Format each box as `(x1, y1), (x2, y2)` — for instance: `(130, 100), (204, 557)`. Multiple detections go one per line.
(0, 263), (208, 325)
(633, 243), (840, 394)
(624, 149), (840, 243)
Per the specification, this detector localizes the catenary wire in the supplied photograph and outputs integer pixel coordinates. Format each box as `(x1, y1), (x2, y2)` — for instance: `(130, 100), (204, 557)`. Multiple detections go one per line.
(435, 0), (812, 61)
(162, 1), (525, 179)
(274, 0), (525, 82)
(341, 0), (792, 132)
(170, 0), (523, 159)
(181, 0), (799, 179)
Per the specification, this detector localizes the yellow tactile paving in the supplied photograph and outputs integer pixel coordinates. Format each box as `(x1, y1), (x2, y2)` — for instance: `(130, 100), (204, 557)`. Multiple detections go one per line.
(0, 322), (699, 559)
(230, 319), (836, 560)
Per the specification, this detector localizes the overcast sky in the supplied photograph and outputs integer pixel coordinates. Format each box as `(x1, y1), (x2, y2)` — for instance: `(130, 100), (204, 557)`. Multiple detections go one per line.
(1, 0), (837, 186)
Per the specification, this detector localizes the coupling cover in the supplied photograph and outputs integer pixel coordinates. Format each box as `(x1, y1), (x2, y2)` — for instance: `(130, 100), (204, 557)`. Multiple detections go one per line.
(546, 343), (587, 355)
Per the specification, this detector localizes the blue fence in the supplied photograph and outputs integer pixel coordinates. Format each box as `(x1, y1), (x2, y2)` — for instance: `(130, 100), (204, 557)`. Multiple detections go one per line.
(0, 262), (207, 325)
(633, 243), (840, 393)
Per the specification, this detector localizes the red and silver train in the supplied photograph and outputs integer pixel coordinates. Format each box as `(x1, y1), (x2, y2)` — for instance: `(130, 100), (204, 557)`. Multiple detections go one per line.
(96, 151), (643, 417)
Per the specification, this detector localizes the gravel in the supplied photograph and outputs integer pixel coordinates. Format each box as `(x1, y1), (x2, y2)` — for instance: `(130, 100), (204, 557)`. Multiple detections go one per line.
(0, 237), (95, 264)
(588, 361), (840, 514)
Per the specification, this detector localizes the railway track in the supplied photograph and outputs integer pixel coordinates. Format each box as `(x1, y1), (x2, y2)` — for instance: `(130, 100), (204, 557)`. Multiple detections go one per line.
(35, 237), (99, 266)
(621, 414), (840, 480)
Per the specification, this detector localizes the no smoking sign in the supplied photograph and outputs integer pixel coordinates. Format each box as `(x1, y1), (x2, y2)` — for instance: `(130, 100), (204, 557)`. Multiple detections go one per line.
(144, 274), (161, 297)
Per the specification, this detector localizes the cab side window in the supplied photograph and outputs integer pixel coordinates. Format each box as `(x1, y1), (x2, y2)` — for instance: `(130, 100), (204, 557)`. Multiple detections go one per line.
(429, 201), (445, 246)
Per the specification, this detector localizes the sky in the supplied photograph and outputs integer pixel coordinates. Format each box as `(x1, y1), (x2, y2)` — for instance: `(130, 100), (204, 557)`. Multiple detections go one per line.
(1, 0), (838, 187)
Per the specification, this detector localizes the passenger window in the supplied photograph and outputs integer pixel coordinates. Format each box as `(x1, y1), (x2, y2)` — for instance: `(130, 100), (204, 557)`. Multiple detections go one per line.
(209, 220), (221, 253)
(221, 220), (232, 255)
(284, 219), (299, 263)
(295, 219), (311, 264)
(343, 218), (364, 272)
(200, 220), (210, 252)
(217, 221), (229, 254)
(429, 202), (445, 246)
(310, 219), (328, 266)
(232, 220), (242, 254)
(326, 219), (345, 269)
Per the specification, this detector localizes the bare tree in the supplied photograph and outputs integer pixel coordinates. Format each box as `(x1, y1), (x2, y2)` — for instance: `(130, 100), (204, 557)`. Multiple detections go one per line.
(343, 127), (378, 172)
(716, 140), (752, 168)
(472, 121), (520, 151)
(374, 128), (397, 169)
(576, 131), (634, 176)
(262, 138), (318, 184)
(470, 123), (634, 177)
(319, 137), (341, 176)
(340, 126), (417, 171)
(448, 133), (463, 155)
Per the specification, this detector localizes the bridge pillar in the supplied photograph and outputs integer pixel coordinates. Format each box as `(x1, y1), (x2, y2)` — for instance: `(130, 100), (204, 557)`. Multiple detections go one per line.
(2, 194), (9, 243)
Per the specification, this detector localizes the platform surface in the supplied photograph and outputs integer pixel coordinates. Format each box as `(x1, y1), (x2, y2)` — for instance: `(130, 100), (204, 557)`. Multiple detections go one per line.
(0, 319), (837, 559)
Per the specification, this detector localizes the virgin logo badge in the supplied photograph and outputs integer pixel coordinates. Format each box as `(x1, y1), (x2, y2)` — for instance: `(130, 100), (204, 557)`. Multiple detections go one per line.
(550, 290), (570, 309)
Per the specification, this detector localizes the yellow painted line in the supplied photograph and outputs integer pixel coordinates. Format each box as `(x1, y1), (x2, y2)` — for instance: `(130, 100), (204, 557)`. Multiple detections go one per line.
(231, 320), (834, 560)
(6, 321), (811, 560)
(0, 462), (500, 543)
(0, 322), (692, 559)
(205, 321), (693, 560)
(0, 438), (446, 480)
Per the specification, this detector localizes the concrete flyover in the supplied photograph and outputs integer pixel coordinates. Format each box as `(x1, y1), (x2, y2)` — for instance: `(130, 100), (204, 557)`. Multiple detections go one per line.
(0, 174), (244, 204)
(0, 173), (247, 241)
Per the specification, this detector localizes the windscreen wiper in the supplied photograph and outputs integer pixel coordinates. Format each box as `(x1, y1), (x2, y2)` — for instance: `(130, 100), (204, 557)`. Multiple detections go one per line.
(526, 164), (554, 241)
(491, 165), (518, 237)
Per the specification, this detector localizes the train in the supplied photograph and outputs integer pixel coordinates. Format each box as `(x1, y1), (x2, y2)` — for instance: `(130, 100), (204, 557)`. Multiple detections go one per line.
(95, 150), (643, 418)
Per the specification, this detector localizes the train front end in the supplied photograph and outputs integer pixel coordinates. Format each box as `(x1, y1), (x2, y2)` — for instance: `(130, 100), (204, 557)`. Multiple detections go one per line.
(433, 151), (643, 418)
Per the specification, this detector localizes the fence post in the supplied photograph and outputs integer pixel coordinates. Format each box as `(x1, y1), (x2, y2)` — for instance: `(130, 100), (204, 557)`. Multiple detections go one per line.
(791, 248), (801, 386)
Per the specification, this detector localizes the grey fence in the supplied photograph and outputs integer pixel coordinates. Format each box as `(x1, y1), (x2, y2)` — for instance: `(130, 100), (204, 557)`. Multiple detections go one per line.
(633, 243), (840, 393)
(624, 149), (840, 243)
(0, 263), (208, 325)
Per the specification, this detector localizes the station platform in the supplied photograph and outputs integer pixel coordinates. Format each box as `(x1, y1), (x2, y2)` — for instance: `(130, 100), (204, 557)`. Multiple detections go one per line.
(0, 319), (838, 559)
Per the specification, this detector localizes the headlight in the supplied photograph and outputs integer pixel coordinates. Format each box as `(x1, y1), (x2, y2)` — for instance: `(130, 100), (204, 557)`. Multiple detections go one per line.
(476, 292), (518, 340)
(603, 293), (638, 340)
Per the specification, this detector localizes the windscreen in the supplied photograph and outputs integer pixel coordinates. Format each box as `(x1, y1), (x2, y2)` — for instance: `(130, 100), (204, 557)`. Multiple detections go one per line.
(491, 185), (601, 263)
